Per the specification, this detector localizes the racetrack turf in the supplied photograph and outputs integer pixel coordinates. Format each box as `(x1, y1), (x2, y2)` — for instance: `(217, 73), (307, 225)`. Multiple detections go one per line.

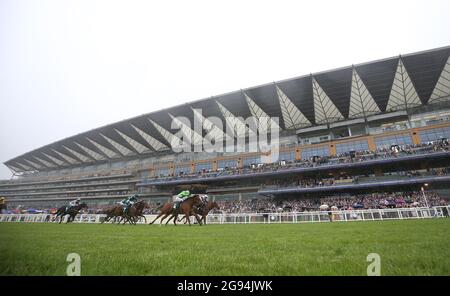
(0, 219), (449, 275)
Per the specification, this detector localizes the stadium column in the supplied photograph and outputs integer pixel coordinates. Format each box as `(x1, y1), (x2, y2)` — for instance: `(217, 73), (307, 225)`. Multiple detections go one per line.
(328, 143), (337, 156)
(410, 130), (421, 145)
(367, 136), (376, 151)
(237, 157), (243, 169)
(295, 147), (301, 161)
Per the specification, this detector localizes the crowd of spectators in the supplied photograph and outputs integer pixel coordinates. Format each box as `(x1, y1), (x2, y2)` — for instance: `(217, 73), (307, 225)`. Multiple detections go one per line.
(3, 190), (448, 215)
(146, 140), (449, 182)
(259, 167), (449, 189)
(217, 191), (449, 213)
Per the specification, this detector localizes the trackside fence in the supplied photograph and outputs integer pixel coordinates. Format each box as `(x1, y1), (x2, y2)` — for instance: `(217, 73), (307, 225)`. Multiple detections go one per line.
(0, 206), (449, 224)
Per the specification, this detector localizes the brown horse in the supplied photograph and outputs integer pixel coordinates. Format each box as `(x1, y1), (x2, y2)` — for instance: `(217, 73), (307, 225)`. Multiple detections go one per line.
(55, 203), (88, 223)
(179, 201), (220, 225)
(149, 195), (203, 226)
(120, 200), (150, 225)
(101, 204), (124, 224)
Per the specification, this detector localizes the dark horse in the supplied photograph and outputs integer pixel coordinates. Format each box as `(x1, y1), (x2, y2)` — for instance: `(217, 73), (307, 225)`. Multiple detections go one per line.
(179, 201), (220, 225)
(101, 204), (124, 224)
(149, 195), (203, 226)
(55, 203), (88, 224)
(119, 200), (150, 225)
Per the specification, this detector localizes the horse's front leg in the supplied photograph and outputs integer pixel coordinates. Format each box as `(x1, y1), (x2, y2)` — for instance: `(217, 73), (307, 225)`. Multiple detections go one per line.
(195, 213), (202, 226)
(185, 214), (192, 226)
(165, 214), (174, 225)
(149, 213), (164, 225)
(160, 213), (171, 225)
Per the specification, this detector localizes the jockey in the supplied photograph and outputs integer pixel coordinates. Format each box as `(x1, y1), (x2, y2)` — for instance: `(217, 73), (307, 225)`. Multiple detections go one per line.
(173, 190), (191, 209)
(119, 193), (139, 214)
(68, 198), (81, 210)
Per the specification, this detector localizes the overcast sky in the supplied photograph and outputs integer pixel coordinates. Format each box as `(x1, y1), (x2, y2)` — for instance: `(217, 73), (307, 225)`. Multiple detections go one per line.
(1, 0), (450, 179)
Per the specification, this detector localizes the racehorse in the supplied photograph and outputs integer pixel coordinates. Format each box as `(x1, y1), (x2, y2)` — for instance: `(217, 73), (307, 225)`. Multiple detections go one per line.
(101, 204), (124, 224)
(55, 203), (88, 224)
(149, 195), (203, 226)
(119, 200), (150, 225)
(178, 200), (220, 225)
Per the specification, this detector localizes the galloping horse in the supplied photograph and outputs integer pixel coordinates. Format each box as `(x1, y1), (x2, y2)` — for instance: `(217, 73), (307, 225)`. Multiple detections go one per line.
(101, 204), (124, 224)
(149, 195), (203, 226)
(179, 200), (220, 225)
(120, 200), (150, 225)
(55, 203), (88, 224)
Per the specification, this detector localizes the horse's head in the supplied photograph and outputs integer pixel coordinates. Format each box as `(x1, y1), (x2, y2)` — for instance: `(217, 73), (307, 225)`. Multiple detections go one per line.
(135, 200), (148, 210)
(211, 201), (220, 209)
(189, 194), (203, 206)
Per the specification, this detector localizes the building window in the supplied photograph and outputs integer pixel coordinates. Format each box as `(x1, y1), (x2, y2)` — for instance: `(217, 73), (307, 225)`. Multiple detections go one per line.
(155, 167), (169, 177)
(217, 159), (238, 169)
(111, 161), (124, 169)
(335, 140), (369, 154)
(278, 151), (296, 162)
(174, 165), (191, 175)
(195, 162), (212, 172)
(243, 156), (261, 167)
(140, 171), (149, 178)
(301, 146), (329, 159)
(375, 134), (413, 149)
(419, 126), (450, 143)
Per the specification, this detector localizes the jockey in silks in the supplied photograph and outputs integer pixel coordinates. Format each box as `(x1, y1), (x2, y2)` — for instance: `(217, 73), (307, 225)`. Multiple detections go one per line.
(119, 193), (139, 215)
(68, 197), (81, 211)
(173, 190), (191, 210)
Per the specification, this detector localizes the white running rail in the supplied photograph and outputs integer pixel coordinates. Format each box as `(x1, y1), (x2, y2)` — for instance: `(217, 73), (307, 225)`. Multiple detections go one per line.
(0, 206), (449, 224)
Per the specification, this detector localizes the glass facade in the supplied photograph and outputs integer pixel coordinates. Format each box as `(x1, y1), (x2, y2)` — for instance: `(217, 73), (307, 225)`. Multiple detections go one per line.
(278, 151), (296, 162)
(419, 126), (450, 143)
(111, 161), (125, 169)
(174, 165), (191, 175)
(243, 156), (261, 167)
(155, 167), (169, 177)
(140, 170), (149, 178)
(301, 146), (329, 159)
(217, 159), (238, 169)
(335, 140), (369, 154)
(195, 162), (212, 172)
(375, 134), (413, 149)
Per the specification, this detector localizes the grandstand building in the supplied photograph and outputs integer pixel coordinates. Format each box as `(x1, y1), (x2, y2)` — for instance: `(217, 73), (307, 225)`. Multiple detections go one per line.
(1, 46), (450, 209)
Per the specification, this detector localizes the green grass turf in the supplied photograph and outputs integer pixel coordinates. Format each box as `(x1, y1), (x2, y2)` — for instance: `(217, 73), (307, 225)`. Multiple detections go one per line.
(0, 219), (449, 275)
